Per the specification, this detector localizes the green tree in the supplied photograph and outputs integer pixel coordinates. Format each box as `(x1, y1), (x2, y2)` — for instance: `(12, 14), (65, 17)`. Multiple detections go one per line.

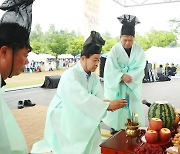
(47, 33), (68, 58)
(46, 26), (69, 58)
(169, 17), (180, 34)
(135, 35), (150, 50)
(67, 35), (84, 56)
(135, 30), (177, 50)
(102, 31), (112, 40)
(30, 24), (45, 53)
(102, 39), (117, 53)
(30, 24), (43, 41)
(30, 41), (42, 54)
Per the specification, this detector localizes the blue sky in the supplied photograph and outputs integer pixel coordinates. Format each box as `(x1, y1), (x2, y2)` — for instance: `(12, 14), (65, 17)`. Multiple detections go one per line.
(0, 0), (180, 37)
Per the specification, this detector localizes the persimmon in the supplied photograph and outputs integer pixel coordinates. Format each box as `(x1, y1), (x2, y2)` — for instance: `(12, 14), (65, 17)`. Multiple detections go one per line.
(173, 114), (180, 126)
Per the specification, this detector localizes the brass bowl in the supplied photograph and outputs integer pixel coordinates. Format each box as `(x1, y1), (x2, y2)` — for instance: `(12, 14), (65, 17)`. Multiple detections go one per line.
(125, 122), (140, 138)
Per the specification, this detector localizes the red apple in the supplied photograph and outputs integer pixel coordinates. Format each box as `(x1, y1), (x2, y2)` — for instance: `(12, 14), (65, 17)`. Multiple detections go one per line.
(149, 118), (163, 131)
(145, 130), (159, 144)
(159, 128), (171, 142)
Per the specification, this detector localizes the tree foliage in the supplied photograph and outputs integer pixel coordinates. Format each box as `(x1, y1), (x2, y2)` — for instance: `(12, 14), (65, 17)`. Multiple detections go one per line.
(102, 31), (112, 40)
(30, 24), (177, 56)
(30, 24), (45, 53)
(67, 35), (84, 56)
(135, 30), (177, 51)
(102, 39), (117, 53)
(169, 17), (180, 34)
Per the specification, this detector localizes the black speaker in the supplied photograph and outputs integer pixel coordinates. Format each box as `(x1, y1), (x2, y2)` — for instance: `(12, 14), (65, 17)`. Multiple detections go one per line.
(41, 75), (61, 88)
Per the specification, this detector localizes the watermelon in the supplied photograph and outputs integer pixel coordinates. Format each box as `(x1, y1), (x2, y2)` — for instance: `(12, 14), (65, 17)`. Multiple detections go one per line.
(148, 101), (176, 128)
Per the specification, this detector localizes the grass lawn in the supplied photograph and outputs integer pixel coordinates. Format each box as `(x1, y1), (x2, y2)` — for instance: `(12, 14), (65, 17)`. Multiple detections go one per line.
(4, 68), (67, 89)
(4, 63), (101, 89)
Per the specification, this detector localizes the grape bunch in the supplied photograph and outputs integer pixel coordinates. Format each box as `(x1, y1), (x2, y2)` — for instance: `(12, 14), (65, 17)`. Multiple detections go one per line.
(134, 143), (163, 154)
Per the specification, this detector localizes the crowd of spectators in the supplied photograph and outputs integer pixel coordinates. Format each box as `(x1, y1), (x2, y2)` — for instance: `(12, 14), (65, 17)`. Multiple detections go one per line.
(143, 61), (178, 83)
(156, 63), (177, 77)
(24, 57), (80, 73)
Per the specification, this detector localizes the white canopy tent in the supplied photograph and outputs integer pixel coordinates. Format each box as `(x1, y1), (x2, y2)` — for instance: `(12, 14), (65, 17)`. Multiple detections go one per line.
(145, 46), (180, 64)
(38, 54), (56, 62)
(58, 54), (74, 59)
(28, 52), (39, 62)
(28, 52), (55, 62)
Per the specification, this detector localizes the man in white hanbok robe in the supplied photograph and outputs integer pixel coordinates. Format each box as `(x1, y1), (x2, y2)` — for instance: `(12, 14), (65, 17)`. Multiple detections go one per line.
(103, 14), (146, 130)
(0, 1), (35, 153)
(31, 31), (127, 154)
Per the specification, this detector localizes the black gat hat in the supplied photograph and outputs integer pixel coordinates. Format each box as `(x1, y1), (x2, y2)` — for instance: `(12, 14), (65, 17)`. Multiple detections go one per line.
(118, 14), (140, 36)
(0, 0), (35, 46)
(81, 31), (105, 57)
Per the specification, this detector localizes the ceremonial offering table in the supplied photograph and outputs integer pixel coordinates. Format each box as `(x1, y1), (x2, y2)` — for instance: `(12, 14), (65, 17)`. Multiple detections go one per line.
(100, 129), (173, 154)
(100, 130), (143, 154)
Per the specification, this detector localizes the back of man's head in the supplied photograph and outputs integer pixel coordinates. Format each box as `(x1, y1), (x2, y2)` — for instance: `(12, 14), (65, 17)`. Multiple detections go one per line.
(0, 0), (35, 52)
(0, 23), (30, 51)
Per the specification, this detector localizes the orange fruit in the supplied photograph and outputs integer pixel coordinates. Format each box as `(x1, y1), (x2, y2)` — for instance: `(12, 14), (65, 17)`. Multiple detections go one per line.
(173, 114), (180, 126)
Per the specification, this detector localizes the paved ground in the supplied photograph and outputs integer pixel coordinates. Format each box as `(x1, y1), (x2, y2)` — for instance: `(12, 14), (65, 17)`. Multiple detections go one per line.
(4, 77), (180, 127)
(142, 77), (180, 125)
(4, 87), (55, 110)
